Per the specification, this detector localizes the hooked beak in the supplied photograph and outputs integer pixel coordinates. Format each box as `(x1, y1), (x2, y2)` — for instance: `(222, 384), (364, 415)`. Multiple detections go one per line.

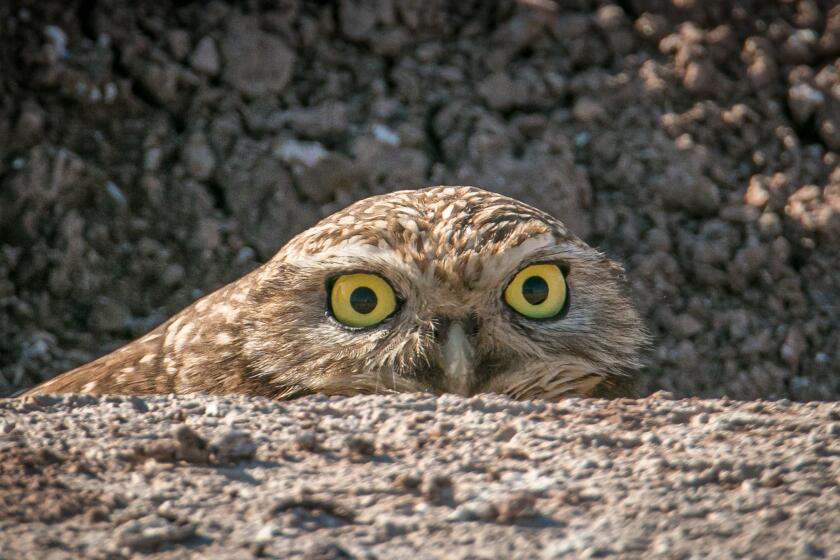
(436, 317), (477, 396)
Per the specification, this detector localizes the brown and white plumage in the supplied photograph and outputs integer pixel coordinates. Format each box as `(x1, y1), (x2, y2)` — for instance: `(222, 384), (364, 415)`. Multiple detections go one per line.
(26, 186), (647, 400)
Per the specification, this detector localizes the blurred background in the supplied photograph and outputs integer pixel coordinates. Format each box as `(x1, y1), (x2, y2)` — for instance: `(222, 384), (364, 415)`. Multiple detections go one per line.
(1, 0), (838, 399)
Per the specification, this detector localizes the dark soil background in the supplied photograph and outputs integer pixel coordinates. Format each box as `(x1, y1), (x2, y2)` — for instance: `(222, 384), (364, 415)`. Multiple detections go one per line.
(1, 0), (839, 400)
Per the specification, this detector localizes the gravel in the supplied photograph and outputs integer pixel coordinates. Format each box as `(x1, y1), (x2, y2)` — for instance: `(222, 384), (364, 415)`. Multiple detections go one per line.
(2, 393), (838, 558)
(2, 1), (840, 401)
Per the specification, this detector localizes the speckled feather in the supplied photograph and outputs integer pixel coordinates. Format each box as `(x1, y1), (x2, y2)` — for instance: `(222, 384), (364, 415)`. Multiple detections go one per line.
(26, 186), (647, 400)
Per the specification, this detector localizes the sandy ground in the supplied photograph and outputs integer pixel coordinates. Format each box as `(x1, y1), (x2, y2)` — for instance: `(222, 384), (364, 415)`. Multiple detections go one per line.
(3, 1), (840, 401)
(1, 392), (837, 559)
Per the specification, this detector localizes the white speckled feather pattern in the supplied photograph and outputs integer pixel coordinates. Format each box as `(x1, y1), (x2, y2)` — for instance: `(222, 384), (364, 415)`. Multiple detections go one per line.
(27, 186), (647, 400)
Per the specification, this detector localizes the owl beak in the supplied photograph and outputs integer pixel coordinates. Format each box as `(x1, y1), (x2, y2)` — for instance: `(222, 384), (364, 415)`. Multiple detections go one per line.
(438, 319), (476, 397)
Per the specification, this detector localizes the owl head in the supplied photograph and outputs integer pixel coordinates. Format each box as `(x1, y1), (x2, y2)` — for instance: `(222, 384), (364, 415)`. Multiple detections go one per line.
(244, 186), (647, 400)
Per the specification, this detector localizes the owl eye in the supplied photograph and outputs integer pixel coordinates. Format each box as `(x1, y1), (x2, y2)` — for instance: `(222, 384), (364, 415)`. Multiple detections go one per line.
(329, 273), (398, 328)
(503, 264), (568, 320)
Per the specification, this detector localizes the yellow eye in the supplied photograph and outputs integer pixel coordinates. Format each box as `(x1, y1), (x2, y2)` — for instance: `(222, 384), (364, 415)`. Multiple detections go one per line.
(329, 273), (398, 328)
(504, 264), (568, 319)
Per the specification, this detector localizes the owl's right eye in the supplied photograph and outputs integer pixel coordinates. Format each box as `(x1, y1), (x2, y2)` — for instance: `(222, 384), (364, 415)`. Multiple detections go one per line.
(329, 273), (398, 328)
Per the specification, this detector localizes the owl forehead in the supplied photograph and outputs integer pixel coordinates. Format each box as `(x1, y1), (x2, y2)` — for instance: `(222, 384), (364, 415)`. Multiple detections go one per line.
(282, 187), (567, 285)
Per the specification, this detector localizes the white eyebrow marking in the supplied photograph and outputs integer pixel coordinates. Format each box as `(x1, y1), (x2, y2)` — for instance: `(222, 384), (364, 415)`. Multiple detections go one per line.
(479, 233), (556, 285)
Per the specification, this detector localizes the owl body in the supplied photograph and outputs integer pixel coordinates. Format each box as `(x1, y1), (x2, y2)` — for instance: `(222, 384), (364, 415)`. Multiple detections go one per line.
(26, 187), (646, 400)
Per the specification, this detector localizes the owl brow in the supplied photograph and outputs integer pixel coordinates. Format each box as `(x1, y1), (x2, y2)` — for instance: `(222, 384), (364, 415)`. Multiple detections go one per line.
(318, 260), (412, 298)
(483, 246), (571, 285)
(522, 241), (595, 266)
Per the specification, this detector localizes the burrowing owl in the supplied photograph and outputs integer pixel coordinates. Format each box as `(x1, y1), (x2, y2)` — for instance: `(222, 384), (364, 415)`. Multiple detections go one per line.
(25, 186), (646, 400)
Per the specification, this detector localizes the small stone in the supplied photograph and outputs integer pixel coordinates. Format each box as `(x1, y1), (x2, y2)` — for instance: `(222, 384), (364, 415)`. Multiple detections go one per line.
(781, 328), (807, 368)
(580, 458), (598, 469)
(449, 500), (497, 522)
(671, 314), (703, 338)
(43, 25), (68, 61)
(211, 429), (257, 463)
(799, 541), (826, 558)
(345, 435), (375, 457)
(500, 445), (529, 460)
(204, 401), (225, 417)
(760, 469), (784, 488)
(294, 153), (362, 204)
(14, 102), (45, 145)
(478, 72), (524, 111)
(84, 507), (110, 523)
(394, 473), (421, 491)
(339, 0), (378, 41)
(115, 515), (196, 552)
(143, 148), (163, 171)
(166, 30), (191, 60)
(788, 82), (824, 124)
(659, 167), (721, 215)
(572, 97), (607, 123)
(745, 175), (770, 207)
(293, 431), (319, 452)
(161, 264), (185, 287)
(782, 30), (818, 64)
(255, 522), (278, 543)
(90, 297), (130, 333)
(595, 5), (627, 30)
(421, 473), (454, 505)
(372, 124), (400, 146)
(276, 139), (328, 167)
(758, 212), (782, 236)
(173, 425), (210, 464)
(129, 397), (149, 413)
(494, 492), (537, 523)
(635, 13), (669, 42)
(282, 102), (349, 140)
(641, 432), (661, 445)
(189, 36), (221, 76)
(222, 16), (296, 98)
(494, 424), (517, 442)
(182, 133), (216, 180)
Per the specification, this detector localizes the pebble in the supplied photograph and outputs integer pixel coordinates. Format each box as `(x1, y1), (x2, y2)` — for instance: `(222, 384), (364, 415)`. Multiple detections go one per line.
(211, 429), (257, 463)
(114, 515), (196, 552)
(221, 16), (296, 97)
(182, 133), (216, 180)
(254, 522), (278, 543)
(189, 37), (221, 76)
(449, 500), (497, 522)
(421, 473), (454, 505)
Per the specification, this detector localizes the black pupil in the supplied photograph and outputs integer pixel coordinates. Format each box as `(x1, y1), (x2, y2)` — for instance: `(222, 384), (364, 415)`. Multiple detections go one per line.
(522, 276), (549, 305)
(349, 287), (378, 314)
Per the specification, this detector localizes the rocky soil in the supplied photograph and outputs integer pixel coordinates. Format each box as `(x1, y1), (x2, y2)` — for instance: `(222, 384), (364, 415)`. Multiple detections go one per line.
(1, 393), (838, 558)
(1, 1), (840, 400)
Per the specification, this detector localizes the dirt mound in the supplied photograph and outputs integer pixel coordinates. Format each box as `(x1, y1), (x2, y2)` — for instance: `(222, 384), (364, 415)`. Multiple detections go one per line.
(1, 1), (839, 399)
(1, 394), (838, 557)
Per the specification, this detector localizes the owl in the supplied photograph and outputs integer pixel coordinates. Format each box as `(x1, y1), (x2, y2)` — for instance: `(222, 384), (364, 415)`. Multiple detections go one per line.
(24, 186), (646, 400)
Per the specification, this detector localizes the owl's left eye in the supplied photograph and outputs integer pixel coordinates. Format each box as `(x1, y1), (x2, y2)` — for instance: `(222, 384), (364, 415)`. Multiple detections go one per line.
(329, 273), (398, 328)
(504, 263), (568, 320)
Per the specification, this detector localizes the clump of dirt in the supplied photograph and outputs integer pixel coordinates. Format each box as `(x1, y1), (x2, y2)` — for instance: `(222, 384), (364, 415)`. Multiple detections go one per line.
(1, 1), (839, 399)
